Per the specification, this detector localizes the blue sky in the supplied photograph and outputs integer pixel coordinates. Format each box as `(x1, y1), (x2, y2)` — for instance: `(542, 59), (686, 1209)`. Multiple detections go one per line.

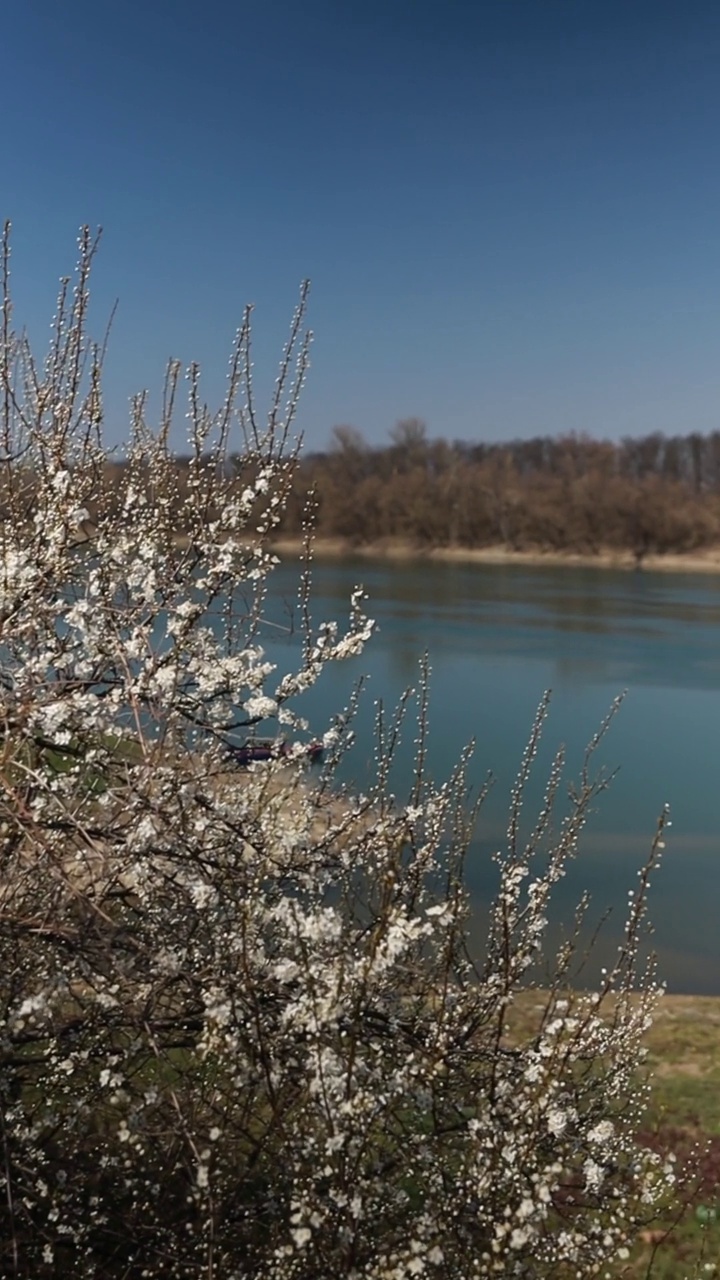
(5, 0), (720, 449)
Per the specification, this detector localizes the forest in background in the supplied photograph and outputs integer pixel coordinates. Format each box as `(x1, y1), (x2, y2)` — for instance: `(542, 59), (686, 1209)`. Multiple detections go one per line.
(50, 419), (720, 561)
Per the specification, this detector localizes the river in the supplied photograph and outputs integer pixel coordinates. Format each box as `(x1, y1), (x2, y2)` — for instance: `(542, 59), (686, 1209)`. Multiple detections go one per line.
(257, 556), (720, 995)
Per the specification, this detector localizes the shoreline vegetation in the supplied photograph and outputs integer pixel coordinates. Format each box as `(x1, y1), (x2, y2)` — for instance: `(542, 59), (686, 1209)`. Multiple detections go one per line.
(80, 422), (720, 576)
(268, 535), (720, 574)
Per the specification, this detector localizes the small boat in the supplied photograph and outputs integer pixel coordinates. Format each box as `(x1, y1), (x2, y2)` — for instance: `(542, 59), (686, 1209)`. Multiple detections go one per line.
(227, 737), (324, 767)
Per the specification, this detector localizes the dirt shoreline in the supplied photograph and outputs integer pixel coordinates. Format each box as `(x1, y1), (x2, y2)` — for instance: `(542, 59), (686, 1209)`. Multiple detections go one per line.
(269, 537), (720, 575)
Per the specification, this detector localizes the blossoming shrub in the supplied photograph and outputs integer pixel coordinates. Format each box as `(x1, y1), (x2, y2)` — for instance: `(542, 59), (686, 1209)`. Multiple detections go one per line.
(0, 226), (679, 1278)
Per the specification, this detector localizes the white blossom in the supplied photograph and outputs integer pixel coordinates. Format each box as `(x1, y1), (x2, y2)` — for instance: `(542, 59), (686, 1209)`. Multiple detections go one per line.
(0, 228), (680, 1280)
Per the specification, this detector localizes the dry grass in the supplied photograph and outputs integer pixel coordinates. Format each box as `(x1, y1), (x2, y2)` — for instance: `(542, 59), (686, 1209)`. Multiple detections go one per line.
(268, 536), (720, 574)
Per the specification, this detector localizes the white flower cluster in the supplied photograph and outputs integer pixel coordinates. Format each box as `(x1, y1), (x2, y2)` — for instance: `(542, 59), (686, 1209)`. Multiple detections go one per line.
(0, 228), (680, 1278)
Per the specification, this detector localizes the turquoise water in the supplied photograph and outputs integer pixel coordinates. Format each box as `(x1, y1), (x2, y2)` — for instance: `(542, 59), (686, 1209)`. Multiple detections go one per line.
(258, 557), (720, 995)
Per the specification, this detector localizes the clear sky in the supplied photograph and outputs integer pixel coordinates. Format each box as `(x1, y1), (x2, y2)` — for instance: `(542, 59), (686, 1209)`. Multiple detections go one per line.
(5, 0), (720, 450)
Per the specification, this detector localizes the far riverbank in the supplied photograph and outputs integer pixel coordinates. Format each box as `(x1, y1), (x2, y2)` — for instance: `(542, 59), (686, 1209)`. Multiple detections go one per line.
(269, 537), (720, 575)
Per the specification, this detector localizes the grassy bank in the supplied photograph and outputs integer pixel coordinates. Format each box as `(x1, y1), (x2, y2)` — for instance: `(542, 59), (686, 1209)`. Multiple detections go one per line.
(631, 996), (720, 1276)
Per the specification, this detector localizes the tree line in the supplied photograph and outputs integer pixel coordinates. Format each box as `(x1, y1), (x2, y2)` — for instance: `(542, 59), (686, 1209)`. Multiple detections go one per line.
(282, 420), (720, 559)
